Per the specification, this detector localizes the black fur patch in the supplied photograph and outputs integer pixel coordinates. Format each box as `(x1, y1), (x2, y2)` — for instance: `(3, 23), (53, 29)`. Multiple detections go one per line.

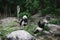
(38, 21), (45, 29)
(20, 18), (28, 26)
(34, 30), (39, 34)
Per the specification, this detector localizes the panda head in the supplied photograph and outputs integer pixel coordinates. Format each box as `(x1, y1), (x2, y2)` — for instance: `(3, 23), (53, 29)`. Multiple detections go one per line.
(23, 15), (27, 19)
(43, 19), (48, 24)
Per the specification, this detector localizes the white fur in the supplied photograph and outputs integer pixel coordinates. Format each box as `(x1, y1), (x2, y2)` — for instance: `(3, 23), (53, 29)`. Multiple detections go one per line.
(20, 15), (28, 26)
(43, 19), (48, 23)
(23, 15), (27, 19)
(21, 21), (27, 26)
(36, 27), (43, 31)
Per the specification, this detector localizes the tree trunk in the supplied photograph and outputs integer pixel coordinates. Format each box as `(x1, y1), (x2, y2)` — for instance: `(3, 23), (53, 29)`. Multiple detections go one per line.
(9, 7), (11, 17)
(4, 5), (8, 18)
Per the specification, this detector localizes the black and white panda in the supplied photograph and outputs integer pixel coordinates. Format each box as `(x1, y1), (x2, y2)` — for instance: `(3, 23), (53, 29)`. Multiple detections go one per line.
(6, 30), (35, 40)
(34, 19), (48, 34)
(20, 15), (28, 26)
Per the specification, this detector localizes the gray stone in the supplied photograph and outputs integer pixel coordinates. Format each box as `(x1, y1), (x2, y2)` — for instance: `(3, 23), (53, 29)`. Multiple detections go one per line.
(6, 30), (35, 40)
(47, 24), (60, 36)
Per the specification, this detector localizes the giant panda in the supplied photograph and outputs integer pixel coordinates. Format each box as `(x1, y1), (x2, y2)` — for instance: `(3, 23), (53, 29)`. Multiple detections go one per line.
(34, 19), (48, 34)
(34, 21), (44, 34)
(20, 15), (28, 26)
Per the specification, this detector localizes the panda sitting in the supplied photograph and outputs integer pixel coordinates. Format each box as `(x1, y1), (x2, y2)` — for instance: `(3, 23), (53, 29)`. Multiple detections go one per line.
(20, 15), (28, 26)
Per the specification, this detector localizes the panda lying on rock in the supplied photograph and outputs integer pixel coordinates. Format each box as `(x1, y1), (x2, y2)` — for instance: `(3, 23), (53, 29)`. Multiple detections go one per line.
(34, 21), (45, 34)
(34, 19), (49, 34)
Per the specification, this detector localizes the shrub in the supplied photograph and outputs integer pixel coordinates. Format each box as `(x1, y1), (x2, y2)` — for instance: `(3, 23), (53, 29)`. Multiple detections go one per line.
(19, 12), (31, 19)
(41, 6), (55, 16)
(55, 9), (60, 16)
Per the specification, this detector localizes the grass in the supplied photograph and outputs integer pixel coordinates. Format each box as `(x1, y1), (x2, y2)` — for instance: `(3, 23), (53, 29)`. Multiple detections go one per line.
(0, 23), (48, 40)
(0, 21), (19, 40)
(0, 23), (37, 40)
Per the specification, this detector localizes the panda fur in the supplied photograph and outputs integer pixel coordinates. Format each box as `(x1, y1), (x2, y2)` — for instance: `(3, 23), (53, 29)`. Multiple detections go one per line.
(20, 15), (28, 26)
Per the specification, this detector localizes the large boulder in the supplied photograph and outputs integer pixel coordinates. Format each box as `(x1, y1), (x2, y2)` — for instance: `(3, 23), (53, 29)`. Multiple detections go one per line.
(6, 30), (35, 40)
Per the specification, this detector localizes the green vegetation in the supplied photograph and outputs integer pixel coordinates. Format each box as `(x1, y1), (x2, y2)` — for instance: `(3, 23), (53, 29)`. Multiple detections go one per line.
(0, 24), (37, 40)
(49, 18), (60, 25)
(19, 12), (31, 19)
(0, 0), (60, 18)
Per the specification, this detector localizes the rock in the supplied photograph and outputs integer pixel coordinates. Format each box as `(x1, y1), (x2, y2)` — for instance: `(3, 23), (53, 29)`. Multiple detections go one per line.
(6, 30), (35, 40)
(0, 17), (19, 27)
(43, 31), (51, 35)
(47, 24), (60, 36)
(0, 37), (1, 40)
